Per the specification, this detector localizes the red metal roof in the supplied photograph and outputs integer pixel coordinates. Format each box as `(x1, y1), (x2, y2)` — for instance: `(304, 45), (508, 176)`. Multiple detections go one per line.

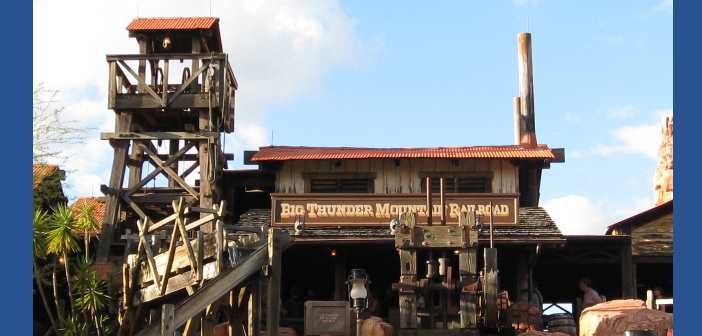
(251, 145), (556, 161)
(126, 17), (219, 31)
(70, 197), (106, 235)
(33, 164), (59, 188)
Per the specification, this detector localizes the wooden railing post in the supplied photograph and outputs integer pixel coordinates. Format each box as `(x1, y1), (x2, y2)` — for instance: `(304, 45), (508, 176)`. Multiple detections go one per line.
(161, 304), (174, 336)
(266, 229), (282, 336)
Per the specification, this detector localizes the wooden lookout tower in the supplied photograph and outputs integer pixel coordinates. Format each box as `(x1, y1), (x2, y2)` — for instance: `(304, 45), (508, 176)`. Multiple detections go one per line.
(95, 18), (293, 336)
(97, 17), (236, 264)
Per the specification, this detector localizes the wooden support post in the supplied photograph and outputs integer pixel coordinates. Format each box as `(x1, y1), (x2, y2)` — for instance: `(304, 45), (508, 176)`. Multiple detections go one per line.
(197, 231), (204, 283)
(459, 211), (478, 330)
(266, 229), (282, 336)
(426, 177), (432, 226)
(97, 111), (133, 264)
(217, 220), (224, 274)
(128, 139), (145, 189)
(248, 280), (261, 336)
(621, 241), (635, 299)
(168, 139), (179, 187)
(161, 304), (175, 336)
(199, 110), (214, 232)
(398, 249), (417, 330)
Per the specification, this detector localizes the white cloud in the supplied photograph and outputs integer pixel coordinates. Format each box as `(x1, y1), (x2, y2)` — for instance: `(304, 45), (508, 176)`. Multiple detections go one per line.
(606, 106), (635, 119)
(653, 0), (673, 13)
(33, 0), (378, 199)
(590, 124), (661, 160)
(543, 195), (652, 235)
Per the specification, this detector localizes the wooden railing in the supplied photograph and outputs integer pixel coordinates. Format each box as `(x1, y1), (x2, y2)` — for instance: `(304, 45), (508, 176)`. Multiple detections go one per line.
(106, 53), (236, 131)
(121, 197), (268, 305)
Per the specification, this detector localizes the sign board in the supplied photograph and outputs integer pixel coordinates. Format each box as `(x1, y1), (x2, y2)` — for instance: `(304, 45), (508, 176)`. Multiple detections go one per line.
(272, 193), (519, 226)
(304, 301), (350, 336)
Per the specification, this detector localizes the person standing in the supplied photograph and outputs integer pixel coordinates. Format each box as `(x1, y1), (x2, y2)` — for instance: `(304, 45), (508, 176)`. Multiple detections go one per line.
(579, 278), (601, 308)
(531, 281), (544, 312)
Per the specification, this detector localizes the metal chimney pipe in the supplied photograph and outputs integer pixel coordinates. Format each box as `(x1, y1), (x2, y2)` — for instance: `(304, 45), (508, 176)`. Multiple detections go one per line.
(518, 33), (537, 148)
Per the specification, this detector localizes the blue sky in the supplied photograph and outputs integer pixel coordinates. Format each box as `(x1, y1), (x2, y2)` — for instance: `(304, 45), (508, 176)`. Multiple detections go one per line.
(33, 0), (673, 235)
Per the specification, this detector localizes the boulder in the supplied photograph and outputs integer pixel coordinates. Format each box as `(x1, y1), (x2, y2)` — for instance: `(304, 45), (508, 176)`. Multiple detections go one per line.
(579, 299), (672, 336)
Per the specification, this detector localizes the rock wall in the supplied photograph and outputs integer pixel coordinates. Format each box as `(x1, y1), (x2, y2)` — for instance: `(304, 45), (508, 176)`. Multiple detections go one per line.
(654, 116), (673, 206)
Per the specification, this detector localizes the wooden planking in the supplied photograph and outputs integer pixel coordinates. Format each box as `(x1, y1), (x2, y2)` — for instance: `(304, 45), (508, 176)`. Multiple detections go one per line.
(490, 160), (502, 193)
(278, 158), (519, 195)
(278, 161), (292, 193)
(293, 161), (306, 193)
(502, 161), (518, 193)
(631, 214), (673, 256)
(139, 232), (218, 284)
(344, 159), (359, 173)
(399, 159), (411, 193)
(135, 231), (293, 336)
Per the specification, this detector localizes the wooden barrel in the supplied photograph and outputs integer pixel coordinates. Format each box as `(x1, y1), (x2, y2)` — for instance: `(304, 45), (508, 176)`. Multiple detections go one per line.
(545, 313), (576, 336)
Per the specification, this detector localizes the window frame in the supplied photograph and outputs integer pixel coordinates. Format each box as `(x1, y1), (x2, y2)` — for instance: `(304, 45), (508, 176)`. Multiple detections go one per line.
(418, 171), (494, 193)
(303, 172), (377, 193)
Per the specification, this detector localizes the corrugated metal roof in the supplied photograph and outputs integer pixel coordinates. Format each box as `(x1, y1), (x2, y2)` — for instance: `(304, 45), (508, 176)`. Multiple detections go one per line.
(251, 145), (556, 161)
(70, 197), (106, 235)
(33, 164), (59, 188)
(126, 17), (219, 31)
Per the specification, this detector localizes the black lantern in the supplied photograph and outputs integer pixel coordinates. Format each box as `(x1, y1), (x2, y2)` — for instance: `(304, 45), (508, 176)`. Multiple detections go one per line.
(347, 269), (370, 336)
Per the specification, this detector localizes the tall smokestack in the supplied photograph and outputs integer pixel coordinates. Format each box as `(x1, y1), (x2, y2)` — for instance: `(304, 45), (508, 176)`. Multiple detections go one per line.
(518, 33), (537, 148)
(514, 97), (522, 145)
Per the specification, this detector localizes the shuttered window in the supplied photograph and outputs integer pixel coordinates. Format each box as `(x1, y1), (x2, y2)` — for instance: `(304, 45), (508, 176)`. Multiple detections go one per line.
(304, 172), (377, 193)
(310, 178), (373, 193)
(420, 174), (493, 193)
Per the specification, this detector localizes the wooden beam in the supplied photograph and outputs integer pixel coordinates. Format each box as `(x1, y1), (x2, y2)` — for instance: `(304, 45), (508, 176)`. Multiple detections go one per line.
(161, 304), (174, 336)
(134, 232), (294, 336)
(199, 110), (214, 232)
(248, 280), (261, 336)
(107, 53), (227, 62)
(118, 60), (164, 106)
(97, 111), (133, 264)
(138, 219), (162, 291)
(266, 229), (283, 336)
(159, 201), (186, 296)
(101, 132), (220, 141)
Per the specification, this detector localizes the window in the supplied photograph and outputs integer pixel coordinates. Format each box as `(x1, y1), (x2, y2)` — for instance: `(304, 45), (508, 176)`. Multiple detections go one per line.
(419, 173), (493, 193)
(303, 173), (376, 193)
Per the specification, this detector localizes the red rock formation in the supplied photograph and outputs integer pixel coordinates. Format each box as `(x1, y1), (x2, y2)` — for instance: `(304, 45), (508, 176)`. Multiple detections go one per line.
(361, 316), (394, 336)
(579, 299), (672, 336)
(654, 116), (673, 206)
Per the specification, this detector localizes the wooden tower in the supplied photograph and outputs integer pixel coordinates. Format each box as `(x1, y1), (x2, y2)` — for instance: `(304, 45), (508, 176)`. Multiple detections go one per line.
(96, 17), (236, 264)
(93, 18), (294, 336)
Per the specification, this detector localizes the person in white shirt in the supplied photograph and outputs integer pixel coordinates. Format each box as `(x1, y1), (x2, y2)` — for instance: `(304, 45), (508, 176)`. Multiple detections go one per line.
(579, 278), (602, 308)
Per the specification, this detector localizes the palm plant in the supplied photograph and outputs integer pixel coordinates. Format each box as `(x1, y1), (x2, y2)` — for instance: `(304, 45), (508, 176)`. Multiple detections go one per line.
(60, 315), (87, 336)
(46, 203), (81, 318)
(33, 210), (60, 335)
(73, 256), (110, 336)
(74, 200), (100, 259)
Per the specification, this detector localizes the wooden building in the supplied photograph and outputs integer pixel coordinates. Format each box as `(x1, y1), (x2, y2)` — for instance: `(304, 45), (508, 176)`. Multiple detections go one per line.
(607, 200), (673, 300)
(224, 143), (567, 335)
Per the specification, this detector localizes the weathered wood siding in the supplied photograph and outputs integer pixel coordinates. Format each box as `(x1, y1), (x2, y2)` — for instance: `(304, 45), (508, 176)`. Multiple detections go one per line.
(275, 159), (518, 194)
(631, 213), (673, 257)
